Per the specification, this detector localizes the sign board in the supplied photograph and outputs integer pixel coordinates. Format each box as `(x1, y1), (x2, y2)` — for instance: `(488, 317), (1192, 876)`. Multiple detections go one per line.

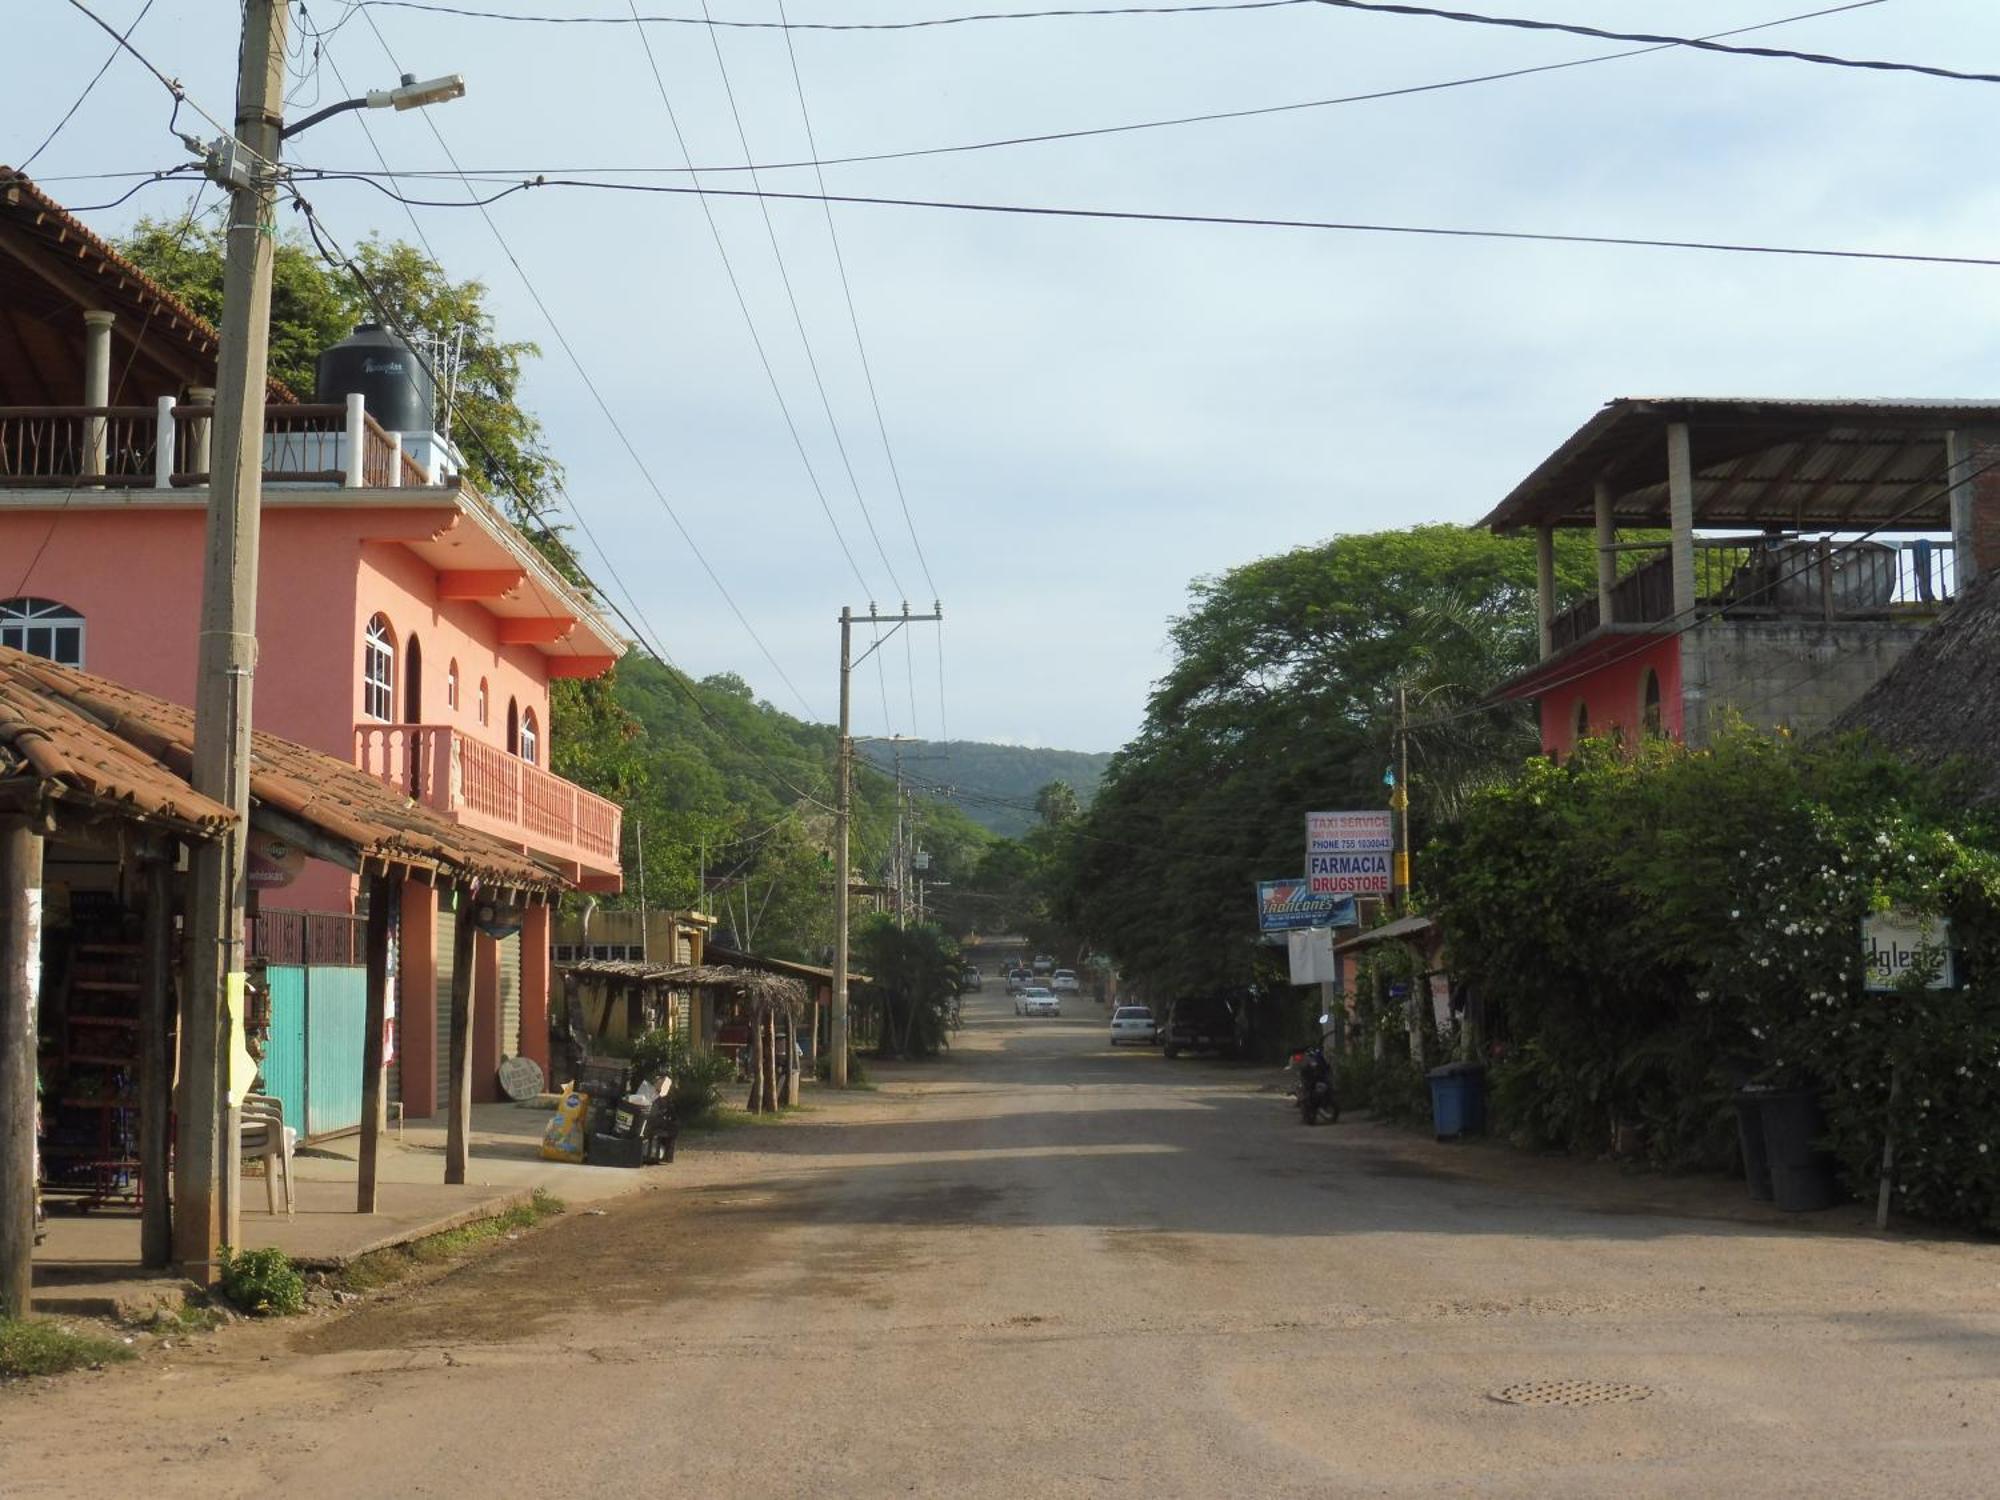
(246, 833), (306, 890)
(1256, 879), (1358, 933)
(1862, 910), (1954, 992)
(1287, 926), (1338, 985)
(1308, 851), (1393, 896)
(1306, 810), (1393, 854)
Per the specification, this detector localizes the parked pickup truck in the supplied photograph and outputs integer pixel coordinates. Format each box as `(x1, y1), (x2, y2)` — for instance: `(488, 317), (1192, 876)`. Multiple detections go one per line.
(1160, 997), (1239, 1060)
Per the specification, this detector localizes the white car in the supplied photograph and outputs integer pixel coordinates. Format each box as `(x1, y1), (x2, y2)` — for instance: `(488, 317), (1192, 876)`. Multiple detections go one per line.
(1051, 969), (1080, 994)
(1108, 1005), (1157, 1046)
(1017, 986), (1060, 1017)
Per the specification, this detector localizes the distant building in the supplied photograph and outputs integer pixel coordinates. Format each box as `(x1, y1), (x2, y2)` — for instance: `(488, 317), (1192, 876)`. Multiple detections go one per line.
(1481, 397), (1997, 753)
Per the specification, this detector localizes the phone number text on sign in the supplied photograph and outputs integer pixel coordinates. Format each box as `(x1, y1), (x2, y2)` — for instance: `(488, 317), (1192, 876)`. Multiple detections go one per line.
(1306, 810), (1393, 854)
(1308, 851), (1392, 895)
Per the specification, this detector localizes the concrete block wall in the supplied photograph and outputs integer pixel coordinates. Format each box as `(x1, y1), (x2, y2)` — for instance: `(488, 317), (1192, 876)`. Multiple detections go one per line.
(1682, 619), (1932, 745)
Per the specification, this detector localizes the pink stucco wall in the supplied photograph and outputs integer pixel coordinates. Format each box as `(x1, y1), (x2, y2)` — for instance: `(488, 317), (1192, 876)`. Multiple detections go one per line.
(1538, 635), (1684, 757)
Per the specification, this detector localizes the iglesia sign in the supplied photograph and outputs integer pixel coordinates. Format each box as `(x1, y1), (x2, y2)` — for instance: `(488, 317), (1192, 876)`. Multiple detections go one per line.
(1861, 910), (1954, 993)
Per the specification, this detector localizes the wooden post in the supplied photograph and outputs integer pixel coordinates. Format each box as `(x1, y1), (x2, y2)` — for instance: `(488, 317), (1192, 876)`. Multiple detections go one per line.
(358, 871), (395, 1213)
(1876, 1065), (1901, 1232)
(139, 848), (175, 1268)
(1666, 421), (1698, 620)
(784, 1007), (800, 1107)
(1594, 479), (1618, 623)
(444, 889), (479, 1184)
(762, 1010), (779, 1113)
(745, 1004), (764, 1113)
(0, 821), (43, 1319)
(1534, 525), (1557, 659)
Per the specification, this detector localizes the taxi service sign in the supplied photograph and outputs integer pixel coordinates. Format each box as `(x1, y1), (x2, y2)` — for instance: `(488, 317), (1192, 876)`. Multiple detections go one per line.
(1306, 810), (1393, 896)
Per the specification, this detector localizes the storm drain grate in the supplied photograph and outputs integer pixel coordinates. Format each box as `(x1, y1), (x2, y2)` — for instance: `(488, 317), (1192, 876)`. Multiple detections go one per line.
(1489, 1380), (1653, 1408)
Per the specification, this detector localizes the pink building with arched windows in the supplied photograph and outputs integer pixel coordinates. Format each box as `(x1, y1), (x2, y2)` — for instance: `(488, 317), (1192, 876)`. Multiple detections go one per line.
(0, 169), (623, 1115)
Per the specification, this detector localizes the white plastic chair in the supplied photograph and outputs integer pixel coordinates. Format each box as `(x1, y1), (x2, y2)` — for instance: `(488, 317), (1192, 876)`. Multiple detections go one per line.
(240, 1093), (297, 1216)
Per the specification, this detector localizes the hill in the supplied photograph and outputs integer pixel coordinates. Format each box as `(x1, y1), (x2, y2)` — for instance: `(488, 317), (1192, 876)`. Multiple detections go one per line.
(857, 740), (1114, 838)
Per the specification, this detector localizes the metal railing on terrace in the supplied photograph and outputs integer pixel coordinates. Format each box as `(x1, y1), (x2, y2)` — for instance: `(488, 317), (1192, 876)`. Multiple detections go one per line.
(1547, 536), (1957, 655)
(0, 395), (430, 490)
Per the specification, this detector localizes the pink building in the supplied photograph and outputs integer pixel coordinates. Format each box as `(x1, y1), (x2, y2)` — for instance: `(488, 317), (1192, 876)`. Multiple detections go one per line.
(0, 168), (623, 1114)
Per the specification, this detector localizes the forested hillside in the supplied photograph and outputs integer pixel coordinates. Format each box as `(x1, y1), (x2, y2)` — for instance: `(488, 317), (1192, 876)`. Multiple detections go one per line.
(858, 741), (1112, 837)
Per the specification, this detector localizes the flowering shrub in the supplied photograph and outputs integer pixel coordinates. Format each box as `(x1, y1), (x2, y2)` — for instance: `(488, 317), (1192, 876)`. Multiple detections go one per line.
(1428, 727), (2000, 1228)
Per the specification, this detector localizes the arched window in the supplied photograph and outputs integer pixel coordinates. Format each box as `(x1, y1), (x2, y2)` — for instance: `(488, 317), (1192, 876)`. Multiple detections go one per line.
(1573, 699), (1591, 742)
(446, 659), (460, 712)
(404, 634), (423, 723)
(520, 707), (539, 766)
(362, 614), (395, 721)
(506, 697), (520, 755)
(1641, 668), (1663, 735)
(477, 677), (489, 725)
(1, 598), (85, 667)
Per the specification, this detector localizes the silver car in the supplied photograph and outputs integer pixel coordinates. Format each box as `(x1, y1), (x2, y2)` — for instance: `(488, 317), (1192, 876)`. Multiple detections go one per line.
(1017, 986), (1060, 1017)
(1108, 1005), (1157, 1046)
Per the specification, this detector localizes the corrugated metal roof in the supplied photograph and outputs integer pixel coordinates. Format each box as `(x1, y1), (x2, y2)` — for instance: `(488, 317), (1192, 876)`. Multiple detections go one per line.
(2, 648), (570, 893)
(1480, 397), (2000, 534)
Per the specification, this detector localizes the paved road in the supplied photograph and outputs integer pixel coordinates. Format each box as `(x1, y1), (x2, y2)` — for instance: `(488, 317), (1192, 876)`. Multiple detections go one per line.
(8, 990), (2000, 1497)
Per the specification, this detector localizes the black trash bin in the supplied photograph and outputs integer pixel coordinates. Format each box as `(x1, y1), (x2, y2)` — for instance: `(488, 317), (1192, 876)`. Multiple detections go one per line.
(1757, 1088), (1839, 1212)
(1734, 1088), (1775, 1203)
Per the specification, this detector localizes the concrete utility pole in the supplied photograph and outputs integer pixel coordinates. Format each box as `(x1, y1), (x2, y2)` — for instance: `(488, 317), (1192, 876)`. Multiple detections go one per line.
(1393, 683), (1412, 911)
(831, 603), (941, 1087)
(1, 822), (44, 1319)
(176, 0), (289, 1274)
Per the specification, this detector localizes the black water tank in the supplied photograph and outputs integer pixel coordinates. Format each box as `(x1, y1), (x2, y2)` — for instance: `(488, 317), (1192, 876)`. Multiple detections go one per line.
(314, 323), (434, 433)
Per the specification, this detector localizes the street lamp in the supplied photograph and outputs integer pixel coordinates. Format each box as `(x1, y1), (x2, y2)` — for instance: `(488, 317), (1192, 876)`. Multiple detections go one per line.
(282, 73), (467, 139)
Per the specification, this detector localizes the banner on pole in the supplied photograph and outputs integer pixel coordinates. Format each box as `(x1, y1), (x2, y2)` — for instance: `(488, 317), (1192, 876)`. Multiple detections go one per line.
(1257, 878), (1357, 934)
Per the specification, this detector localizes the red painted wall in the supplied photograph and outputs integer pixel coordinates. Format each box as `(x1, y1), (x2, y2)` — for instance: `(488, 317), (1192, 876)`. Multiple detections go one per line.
(1537, 635), (1684, 756)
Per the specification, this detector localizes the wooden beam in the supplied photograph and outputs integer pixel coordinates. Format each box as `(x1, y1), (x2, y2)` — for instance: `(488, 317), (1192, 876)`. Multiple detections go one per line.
(357, 872), (396, 1213)
(444, 890), (479, 1184)
(436, 568), (525, 600)
(139, 848), (175, 1268)
(248, 804), (360, 873)
(495, 616), (577, 646)
(0, 820), (43, 1319)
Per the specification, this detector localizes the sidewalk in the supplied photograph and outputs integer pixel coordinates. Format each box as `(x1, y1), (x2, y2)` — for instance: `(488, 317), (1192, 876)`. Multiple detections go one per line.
(31, 1102), (658, 1317)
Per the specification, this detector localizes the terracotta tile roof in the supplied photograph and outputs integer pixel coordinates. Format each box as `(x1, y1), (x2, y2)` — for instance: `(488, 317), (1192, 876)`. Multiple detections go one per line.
(0, 648), (570, 894)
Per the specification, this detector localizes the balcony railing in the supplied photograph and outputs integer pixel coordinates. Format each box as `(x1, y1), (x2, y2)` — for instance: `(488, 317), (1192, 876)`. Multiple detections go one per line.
(1548, 536), (1956, 655)
(353, 722), (622, 880)
(0, 396), (425, 490)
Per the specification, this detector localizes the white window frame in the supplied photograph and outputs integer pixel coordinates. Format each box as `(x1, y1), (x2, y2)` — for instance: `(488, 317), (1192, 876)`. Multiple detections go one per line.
(446, 659), (460, 711)
(363, 615), (395, 722)
(477, 677), (489, 725)
(1, 597), (85, 668)
(520, 707), (539, 766)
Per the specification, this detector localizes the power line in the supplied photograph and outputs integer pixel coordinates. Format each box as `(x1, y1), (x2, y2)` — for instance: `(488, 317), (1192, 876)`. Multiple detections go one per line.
(295, 168), (2000, 272)
(1312, 0), (2000, 89)
(279, 2), (1888, 181)
(358, 0), (1320, 30)
(346, 0), (826, 718)
(20, 0), (156, 172)
(620, 0), (877, 600)
(692, 0), (907, 600)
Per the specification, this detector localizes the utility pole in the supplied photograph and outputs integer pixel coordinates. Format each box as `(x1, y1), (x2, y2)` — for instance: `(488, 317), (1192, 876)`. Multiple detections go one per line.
(1392, 683), (1412, 911)
(893, 742), (907, 931)
(832, 603), (941, 1086)
(176, 0), (289, 1274)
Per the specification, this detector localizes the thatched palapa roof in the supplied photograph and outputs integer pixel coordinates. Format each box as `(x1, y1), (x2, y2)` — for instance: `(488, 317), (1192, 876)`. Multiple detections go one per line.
(560, 958), (807, 1014)
(1835, 572), (2000, 800)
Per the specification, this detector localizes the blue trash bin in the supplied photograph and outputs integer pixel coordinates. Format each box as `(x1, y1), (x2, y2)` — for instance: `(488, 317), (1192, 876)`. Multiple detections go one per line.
(1427, 1063), (1487, 1140)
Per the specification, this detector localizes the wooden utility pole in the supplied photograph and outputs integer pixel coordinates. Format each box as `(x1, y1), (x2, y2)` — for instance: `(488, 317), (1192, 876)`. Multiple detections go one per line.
(0, 820), (44, 1319)
(177, 0), (289, 1274)
(1393, 684), (1412, 911)
(139, 849), (175, 1268)
(831, 605), (941, 1087)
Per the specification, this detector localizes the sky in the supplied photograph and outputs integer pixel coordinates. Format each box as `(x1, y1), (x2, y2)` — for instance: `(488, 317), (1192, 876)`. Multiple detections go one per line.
(10, 0), (2000, 753)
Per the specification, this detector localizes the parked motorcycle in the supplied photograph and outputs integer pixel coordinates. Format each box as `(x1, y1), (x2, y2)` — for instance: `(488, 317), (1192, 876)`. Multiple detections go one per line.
(1289, 1012), (1340, 1126)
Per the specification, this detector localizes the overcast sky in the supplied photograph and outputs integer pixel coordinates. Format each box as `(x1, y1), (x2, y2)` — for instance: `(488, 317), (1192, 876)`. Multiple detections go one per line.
(11, 0), (2000, 752)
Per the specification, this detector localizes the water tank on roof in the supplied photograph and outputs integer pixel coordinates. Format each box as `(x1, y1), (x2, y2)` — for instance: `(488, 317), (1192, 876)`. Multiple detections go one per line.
(314, 322), (433, 434)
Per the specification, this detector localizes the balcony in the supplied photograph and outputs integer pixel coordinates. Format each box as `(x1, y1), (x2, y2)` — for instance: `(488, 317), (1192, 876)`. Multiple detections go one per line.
(0, 397), (429, 490)
(1548, 536), (1957, 655)
(354, 723), (622, 892)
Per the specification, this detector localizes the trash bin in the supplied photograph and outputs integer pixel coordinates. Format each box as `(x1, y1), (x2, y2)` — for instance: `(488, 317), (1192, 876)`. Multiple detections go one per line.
(1427, 1063), (1487, 1140)
(1734, 1088), (1776, 1203)
(1758, 1088), (1839, 1212)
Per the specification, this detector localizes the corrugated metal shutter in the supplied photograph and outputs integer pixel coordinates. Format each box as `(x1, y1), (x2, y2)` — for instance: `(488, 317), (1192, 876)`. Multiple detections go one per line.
(261, 966), (308, 1130)
(304, 967), (367, 1137)
(499, 930), (521, 1057)
(434, 905), (457, 1109)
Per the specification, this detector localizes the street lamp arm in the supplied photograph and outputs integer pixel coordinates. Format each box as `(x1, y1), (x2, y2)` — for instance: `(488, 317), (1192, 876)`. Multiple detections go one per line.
(280, 97), (368, 140)
(280, 73), (466, 140)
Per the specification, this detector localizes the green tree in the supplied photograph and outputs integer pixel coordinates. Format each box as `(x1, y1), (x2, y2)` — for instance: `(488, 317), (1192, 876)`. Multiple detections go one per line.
(1034, 779), (1081, 827)
(854, 917), (963, 1058)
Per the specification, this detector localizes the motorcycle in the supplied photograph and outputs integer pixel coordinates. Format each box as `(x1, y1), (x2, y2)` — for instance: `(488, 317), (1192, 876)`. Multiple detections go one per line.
(1289, 1012), (1340, 1126)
